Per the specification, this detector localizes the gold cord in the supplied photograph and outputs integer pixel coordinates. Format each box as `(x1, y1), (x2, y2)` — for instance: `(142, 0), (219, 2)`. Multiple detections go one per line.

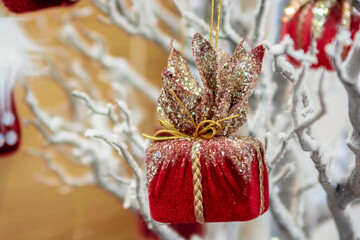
(257, 147), (265, 215)
(209, 0), (223, 50)
(210, 0), (215, 45)
(214, 0), (222, 51)
(249, 139), (265, 215)
(191, 141), (205, 223)
(169, 89), (197, 128)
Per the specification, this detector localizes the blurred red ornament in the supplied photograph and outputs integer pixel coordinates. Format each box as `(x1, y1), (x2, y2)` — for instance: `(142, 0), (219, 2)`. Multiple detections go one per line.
(137, 214), (204, 240)
(0, 93), (21, 156)
(281, 0), (360, 70)
(1, 0), (78, 13)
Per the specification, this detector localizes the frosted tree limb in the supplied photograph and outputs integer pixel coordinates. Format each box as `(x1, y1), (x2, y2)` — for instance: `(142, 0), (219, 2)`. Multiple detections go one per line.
(24, 82), (67, 133)
(153, 1), (180, 36)
(115, 100), (148, 153)
(61, 22), (159, 103)
(72, 91), (146, 159)
(329, 32), (360, 209)
(265, 38), (358, 240)
(72, 91), (118, 123)
(269, 192), (307, 240)
(90, 0), (195, 61)
(264, 36), (317, 83)
(222, 0), (242, 42)
(85, 130), (144, 208)
(295, 182), (317, 198)
(351, 0), (360, 11)
(171, 0), (210, 36)
(271, 163), (294, 185)
(269, 131), (295, 168)
(85, 130), (185, 240)
(251, 0), (269, 46)
(278, 34), (358, 239)
(26, 150), (95, 186)
(25, 80), (184, 239)
(42, 152), (95, 186)
(171, 0), (230, 42)
(47, 60), (81, 121)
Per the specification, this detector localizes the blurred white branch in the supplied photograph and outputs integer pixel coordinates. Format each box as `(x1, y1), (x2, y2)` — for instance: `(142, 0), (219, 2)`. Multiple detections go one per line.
(266, 31), (360, 239)
(61, 21), (159, 103)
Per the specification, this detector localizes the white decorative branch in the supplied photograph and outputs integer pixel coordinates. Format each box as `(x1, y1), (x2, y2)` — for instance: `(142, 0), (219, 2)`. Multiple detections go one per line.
(269, 192), (307, 240)
(268, 32), (359, 239)
(329, 31), (360, 209)
(251, 0), (269, 46)
(72, 90), (118, 123)
(61, 21), (159, 103)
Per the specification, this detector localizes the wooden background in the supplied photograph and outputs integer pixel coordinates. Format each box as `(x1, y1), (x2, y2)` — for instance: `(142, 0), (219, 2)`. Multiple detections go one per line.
(0, 1), (167, 239)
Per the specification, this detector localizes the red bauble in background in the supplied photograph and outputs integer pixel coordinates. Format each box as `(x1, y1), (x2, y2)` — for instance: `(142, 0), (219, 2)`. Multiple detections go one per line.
(281, 0), (360, 70)
(1, 0), (78, 13)
(0, 93), (21, 156)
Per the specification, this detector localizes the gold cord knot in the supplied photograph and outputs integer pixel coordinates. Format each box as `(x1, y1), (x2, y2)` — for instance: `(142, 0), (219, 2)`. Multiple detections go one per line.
(143, 89), (239, 141)
(142, 116), (238, 141)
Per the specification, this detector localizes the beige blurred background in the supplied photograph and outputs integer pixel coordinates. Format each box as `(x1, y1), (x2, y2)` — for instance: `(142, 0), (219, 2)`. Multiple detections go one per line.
(0, 1), (168, 239)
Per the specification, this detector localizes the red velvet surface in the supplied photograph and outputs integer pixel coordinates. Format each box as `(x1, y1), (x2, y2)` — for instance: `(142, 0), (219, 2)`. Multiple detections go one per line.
(281, 0), (360, 70)
(146, 137), (269, 223)
(2, 0), (78, 13)
(0, 94), (21, 156)
(137, 214), (204, 240)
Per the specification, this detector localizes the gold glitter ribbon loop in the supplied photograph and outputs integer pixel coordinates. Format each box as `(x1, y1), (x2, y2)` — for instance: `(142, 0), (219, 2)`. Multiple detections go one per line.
(142, 116), (237, 141)
(143, 90), (239, 141)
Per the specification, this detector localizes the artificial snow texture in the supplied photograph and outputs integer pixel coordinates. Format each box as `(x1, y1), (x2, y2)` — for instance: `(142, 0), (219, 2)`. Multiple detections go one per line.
(0, 16), (40, 111)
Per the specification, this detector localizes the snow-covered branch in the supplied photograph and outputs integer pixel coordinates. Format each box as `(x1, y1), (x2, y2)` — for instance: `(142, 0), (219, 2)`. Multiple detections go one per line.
(61, 20), (159, 103)
(328, 31), (360, 209)
(267, 33), (359, 239)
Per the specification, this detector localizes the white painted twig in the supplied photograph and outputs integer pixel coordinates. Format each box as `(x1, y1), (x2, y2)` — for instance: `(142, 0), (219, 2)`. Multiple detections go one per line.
(61, 22), (159, 103)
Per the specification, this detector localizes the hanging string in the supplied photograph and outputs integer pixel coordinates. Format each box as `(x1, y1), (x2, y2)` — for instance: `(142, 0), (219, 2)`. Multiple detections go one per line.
(210, 0), (215, 45)
(214, 0), (222, 51)
(209, 0), (223, 50)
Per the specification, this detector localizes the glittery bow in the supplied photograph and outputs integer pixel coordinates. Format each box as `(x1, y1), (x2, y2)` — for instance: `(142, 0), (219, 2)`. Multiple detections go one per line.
(158, 33), (265, 137)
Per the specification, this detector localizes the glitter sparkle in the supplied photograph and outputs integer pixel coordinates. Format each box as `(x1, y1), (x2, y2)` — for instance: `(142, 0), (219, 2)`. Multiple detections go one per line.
(158, 33), (265, 136)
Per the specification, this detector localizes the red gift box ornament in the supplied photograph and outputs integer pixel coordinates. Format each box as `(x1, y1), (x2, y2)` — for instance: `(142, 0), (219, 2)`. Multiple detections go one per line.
(281, 0), (360, 70)
(1, 0), (79, 13)
(143, 31), (269, 223)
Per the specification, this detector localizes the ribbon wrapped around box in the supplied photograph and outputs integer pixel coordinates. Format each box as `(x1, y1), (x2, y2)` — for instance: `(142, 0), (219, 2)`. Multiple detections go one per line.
(144, 33), (269, 223)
